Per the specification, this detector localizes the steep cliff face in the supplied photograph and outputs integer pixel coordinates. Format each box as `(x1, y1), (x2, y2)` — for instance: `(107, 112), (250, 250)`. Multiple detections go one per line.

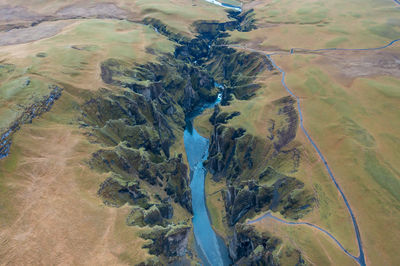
(82, 81), (194, 263)
(229, 223), (280, 265)
(82, 9), (285, 263)
(82, 88), (193, 213)
(0, 85), (63, 159)
(204, 94), (314, 263)
(141, 224), (191, 258)
(206, 97), (313, 223)
(100, 55), (218, 114)
(228, 223), (306, 266)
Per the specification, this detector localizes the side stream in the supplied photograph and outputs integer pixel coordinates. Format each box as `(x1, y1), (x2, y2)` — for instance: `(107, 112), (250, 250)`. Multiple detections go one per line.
(184, 94), (231, 266)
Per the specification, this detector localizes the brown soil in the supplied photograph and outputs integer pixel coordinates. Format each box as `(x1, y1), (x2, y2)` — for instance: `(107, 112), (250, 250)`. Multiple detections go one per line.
(0, 1), (141, 46)
(316, 49), (400, 84)
(0, 20), (73, 46)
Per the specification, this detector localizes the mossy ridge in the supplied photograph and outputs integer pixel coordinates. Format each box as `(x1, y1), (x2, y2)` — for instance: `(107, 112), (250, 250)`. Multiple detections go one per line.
(0, 85), (63, 159)
(229, 223), (281, 265)
(204, 95), (315, 263)
(84, 87), (192, 262)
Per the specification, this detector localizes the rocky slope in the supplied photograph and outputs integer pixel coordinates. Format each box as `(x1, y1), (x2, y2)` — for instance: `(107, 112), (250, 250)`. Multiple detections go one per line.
(0, 85), (62, 159)
(78, 8), (312, 264)
(205, 98), (315, 264)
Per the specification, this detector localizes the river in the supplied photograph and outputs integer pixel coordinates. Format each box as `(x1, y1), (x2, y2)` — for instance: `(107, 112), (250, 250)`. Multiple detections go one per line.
(184, 93), (231, 266)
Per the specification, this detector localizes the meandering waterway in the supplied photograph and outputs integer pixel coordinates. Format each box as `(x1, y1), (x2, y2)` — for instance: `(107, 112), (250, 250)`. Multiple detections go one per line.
(184, 93), (231, 266)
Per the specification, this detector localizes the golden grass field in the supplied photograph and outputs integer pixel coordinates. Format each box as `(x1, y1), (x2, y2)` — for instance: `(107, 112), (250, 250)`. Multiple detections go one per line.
(1, 0), (399, 264)
(0, 1), (230, 264)
(0, 86), (152, 265)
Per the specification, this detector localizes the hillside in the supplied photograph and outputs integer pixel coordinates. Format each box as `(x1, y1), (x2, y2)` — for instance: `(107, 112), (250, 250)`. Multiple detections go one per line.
(0, 0), (399, 265)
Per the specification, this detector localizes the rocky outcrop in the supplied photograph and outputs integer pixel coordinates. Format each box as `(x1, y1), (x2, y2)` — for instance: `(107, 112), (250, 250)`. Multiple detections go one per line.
(98, 173), (150, 207)
(143, 17), (190, 44)
(141, 224), (191, 258)
(92, 142), (192, 212)
(269, 96), (299, 152)
(229, 223), (280, 265)
(209, 105), (240, 124)
(222, 177), (311, 225)
(0, 85), (62, 159)
(222, 182), (273, 225)
(145, 10), (271, 107)
(205, 96), (314, 225)
(86, 9), (281, 263)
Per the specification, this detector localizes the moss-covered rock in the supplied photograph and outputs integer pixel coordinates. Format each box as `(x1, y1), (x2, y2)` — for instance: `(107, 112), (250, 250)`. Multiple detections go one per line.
(205, 98), (314, 224)
(229, 223), (280, 265)
(229, 187), (256, 225)
(98, 174), (150, 208)
(1, 85), (63, 159)
(84, 9), (294, 263)
(141, 224), (191, 258)
(144, 206), (163, 225)
(126, 207), (145, 227)
(157, 200), (174, 219)
(209, 105), (241, 125)
(136, 256), (162, 266)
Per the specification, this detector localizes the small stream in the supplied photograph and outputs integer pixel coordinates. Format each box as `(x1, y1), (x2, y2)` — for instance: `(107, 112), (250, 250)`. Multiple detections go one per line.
(204, 0), (242, 12)
(184, 93), (231, 266)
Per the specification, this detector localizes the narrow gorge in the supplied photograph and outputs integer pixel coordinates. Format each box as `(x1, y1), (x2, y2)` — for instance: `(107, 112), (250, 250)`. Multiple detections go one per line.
(80, 9), (313, 265)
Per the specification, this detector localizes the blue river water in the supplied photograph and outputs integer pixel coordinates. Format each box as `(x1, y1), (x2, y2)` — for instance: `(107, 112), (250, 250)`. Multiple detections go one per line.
(184, 94), (231, 266)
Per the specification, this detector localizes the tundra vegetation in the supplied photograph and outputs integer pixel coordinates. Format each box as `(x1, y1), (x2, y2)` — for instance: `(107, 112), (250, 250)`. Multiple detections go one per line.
(0, 0), (399, 265)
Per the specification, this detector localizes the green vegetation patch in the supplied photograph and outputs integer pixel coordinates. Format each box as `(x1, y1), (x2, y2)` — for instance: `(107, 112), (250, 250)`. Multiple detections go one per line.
(364, 78), (400, 98)
(341, 117), (375, 147)
(325, 37), (349, 48)
(36, 52), (47, 58)
(368, 23), (400, 39)
(220, 0), (241, 6)
(0, 77), (51, 128)
(296, 7), (312, 15)
(0, 64), (16, 81)
(364, 151), (400, 202)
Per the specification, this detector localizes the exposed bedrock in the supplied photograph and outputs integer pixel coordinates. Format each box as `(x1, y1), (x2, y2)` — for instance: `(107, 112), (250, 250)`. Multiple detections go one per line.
(228, 223), (306, 266)
(0, 85), (63, 159)
(205, 96), (314, 264)
(229, 223), (280, 265)
(141, 224), (191, 258)
(206, 99), (313, 221)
